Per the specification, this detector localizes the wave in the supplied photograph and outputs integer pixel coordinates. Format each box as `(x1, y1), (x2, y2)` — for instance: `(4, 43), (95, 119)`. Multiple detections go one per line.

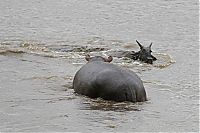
(0, 38), (175, 70)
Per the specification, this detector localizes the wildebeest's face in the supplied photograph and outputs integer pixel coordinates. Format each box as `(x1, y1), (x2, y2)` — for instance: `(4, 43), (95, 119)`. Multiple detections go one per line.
(85, 55), (113, 63)
(136, 40), (157, 64)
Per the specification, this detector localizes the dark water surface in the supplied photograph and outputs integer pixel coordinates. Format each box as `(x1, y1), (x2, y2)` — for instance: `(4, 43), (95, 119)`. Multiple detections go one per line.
(0, 0), (199, 132)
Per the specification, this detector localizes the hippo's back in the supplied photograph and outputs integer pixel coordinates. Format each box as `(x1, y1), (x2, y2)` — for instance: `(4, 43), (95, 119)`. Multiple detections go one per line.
(73, 61), (147, 102)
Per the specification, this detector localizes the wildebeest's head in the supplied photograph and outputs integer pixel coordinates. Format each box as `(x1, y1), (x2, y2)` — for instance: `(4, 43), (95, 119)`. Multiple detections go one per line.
(131, 40), (157, 64)
(85, 54), (113, 63)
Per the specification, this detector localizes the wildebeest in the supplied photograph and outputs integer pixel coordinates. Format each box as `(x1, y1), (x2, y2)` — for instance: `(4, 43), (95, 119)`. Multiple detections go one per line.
(131, 40), (157, 64)
(73, 55), (147, 102)
(109, 40), (157, 64)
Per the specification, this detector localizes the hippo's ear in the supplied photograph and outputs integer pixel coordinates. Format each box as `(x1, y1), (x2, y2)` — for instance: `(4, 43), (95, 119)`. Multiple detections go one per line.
(105, 56), (113, 63)
(136, 40), (143, 49)
(85, 54), (91, 61)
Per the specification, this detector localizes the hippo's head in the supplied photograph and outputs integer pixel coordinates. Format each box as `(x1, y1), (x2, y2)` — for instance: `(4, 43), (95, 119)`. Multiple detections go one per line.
(85, 55), (113, 63)
(132, 40), (157, 64)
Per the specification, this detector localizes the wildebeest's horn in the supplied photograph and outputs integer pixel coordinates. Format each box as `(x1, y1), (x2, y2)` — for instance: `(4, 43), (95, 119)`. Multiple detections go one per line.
(85, 54), (91, 61)
(105, 56), (113, 62)
(149, 42), (152, 48)
(136, 40), (143, 49)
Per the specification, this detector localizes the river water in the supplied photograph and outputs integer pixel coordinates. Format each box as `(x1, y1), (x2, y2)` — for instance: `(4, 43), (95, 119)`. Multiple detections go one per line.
(0, 0), (199, 132)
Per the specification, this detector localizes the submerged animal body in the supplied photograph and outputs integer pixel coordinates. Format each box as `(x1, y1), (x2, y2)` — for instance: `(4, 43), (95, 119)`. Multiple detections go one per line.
(73, 55), (147, 102)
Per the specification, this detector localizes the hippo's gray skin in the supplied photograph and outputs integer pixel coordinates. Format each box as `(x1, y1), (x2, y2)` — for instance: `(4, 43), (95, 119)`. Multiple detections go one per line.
(110, 40), (157, 64)
(73, 55), (147, 102)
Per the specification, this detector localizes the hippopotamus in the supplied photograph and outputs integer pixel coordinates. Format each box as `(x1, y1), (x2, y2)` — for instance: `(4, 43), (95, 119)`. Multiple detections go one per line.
(73, 55), (147, 102)
(109, 40), (157, 64)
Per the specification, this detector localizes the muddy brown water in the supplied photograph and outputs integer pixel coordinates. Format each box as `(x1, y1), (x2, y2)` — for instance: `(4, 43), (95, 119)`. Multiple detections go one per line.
(0, 0), (199, 132)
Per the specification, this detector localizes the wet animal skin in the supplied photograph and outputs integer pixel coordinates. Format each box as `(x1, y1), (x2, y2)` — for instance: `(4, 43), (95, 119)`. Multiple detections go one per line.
(73, 55), (147, 102)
